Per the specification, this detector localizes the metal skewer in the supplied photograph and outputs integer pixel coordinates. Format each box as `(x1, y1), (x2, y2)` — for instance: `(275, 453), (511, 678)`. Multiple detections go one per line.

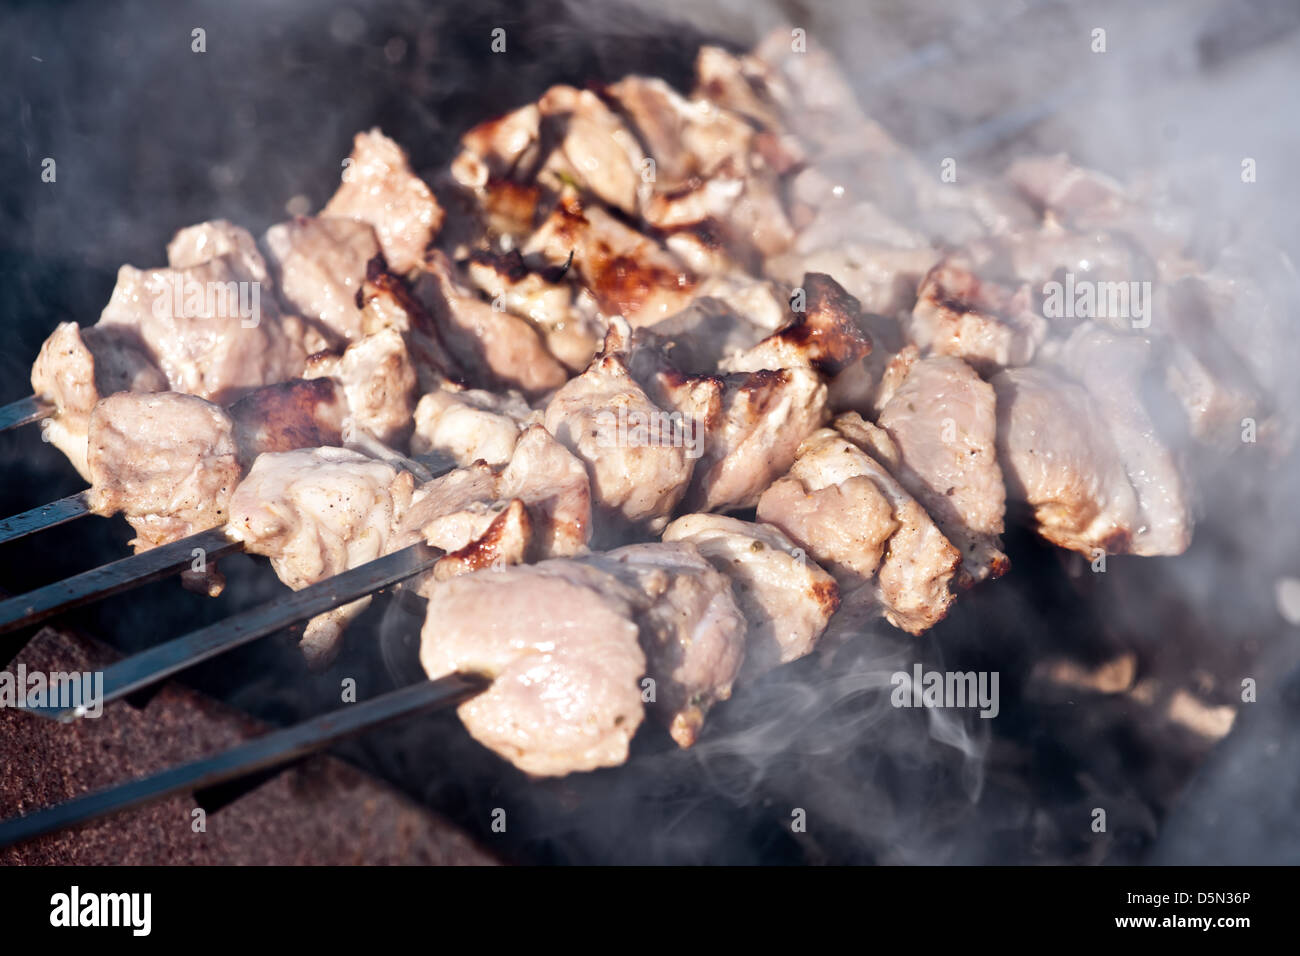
(0, 526), (241, 635)
(0, 396), (52, 432)
(0, 672), (488, 849)
(33, 542), (442, 722)
(0, 492), (91, 546)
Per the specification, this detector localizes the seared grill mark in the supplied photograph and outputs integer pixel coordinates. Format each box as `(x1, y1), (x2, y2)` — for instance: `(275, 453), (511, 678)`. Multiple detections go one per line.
(433, 498), (532, 580)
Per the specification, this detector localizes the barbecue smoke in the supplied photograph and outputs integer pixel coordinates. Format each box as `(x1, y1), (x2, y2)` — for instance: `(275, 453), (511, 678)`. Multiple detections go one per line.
(4, 0), (1299, 864)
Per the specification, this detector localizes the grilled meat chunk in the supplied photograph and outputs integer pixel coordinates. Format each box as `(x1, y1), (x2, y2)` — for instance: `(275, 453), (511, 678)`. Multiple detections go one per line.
(991, 366), (1139, 556)
(687, 367), (828, 513)
(226, 377), (348, 470)
(583, 542), (746, 748)
(496, 424), (592, 558)
(226, 447), (415, 668)
(356, 260), (461, 389)
(663, 514), (839, 679)
(30, 322), (169, 479)
(524, 192), (696, 326)
(399, 424), (591, 561)
(264, 215), (383, 346)
(86, 391), (241, 551)
(451, 102), (543, 190)
(414, 252), (567, 398)
(544, 329), (695, 534)
(419, 560), (648, 777)
(94, 255), (307, 405)
(464, 249), (605, 373)
(873, 349), (1008, 585)
(1052, 323), (1193, 556)
(906, 261), (1046, 371)
(323, 128), (444, 275)
(758, 419), (960, 634)
(720, 272), (873, 377)
(606, 75), (753, 191)
(537, 85), (647, 216)
(304, 327), (418, 449)
(166, 219), (271, 284)
(411, 380), (537, 468)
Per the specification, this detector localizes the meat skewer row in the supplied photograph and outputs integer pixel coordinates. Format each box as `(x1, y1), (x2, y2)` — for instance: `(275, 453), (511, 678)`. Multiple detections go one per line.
(3, 27), (1286, 781)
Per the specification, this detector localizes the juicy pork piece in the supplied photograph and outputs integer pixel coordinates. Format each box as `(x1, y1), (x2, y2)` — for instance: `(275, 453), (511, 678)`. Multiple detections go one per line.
(906, 261), (1047, 371)
(30, 322), (169, 479)
(322, 128), (444, 275)
(464, 249), (605, 373)
(757, 419), (961, 635)
(303, 327), (418, 449)
(544, 334), (695, 535)
(686, 367), (829, 513)
(356, 260), (461, 390)
(86, 381), (355, 592)
(264, 215), (382, 346)
(523, 192), (697, 326)
(991, 366), (1140, 555)
(86, 391), (241, 552)
(226, 377), (347, 470)
(419, 560), (648, 777)
(605, 75), (795, 260)
(226, 447), (415, 668)
(621, 322), (829, 515)
(692, 44), (790, 135)
(582, 542), (746, 748)
(450, 102), (543, 190)
(411, 380), (537, 468)
(663, 514), (839, 679)
(872, 349), (1009, 585)
(166, 219), (270, 283)
(94, 254), (307, 405)
(719, 272), (873, 378)
(606, 76), (752, 191)
(1051, 323), (1193, 556)
(413, 252), (568, 398)
(86, 392), (242, 596)
(536, 85), (647, 216)
(398, 425), (592, 563)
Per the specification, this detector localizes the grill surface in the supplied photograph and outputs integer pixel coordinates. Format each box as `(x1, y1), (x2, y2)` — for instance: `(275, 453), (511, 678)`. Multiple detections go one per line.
(1, 0), (1298, 864)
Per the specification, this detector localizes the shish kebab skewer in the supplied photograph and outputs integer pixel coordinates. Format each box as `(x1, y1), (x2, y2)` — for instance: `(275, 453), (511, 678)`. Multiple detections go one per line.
(0, 125), (449, 447)
(1, 26), (1262, 783)
(0, 672), (488, 850)
(0, 492), (91, 547)
(26, 542), (445, 722)
(0, 362), (411, 550)
(0, 396), (53, 432)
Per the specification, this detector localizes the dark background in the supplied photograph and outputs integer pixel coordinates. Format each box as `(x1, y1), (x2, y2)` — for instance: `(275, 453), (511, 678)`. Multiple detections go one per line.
(1, 0), (1299, 864)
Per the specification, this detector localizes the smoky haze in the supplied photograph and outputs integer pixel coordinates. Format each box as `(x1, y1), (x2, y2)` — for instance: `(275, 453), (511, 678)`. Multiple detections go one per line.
(1, 0), (1298, 863)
